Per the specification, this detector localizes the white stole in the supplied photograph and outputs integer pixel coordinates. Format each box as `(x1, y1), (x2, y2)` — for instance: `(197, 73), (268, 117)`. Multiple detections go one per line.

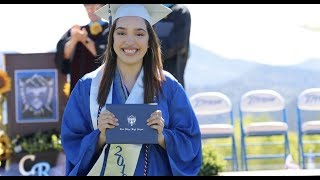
(87, 65), (144, 176)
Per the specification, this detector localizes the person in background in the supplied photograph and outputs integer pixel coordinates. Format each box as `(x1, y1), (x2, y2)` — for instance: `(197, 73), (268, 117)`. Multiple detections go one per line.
(61, 4), (202, 176)
(55, 4), (109, 94)
(153, 4), (191, 88)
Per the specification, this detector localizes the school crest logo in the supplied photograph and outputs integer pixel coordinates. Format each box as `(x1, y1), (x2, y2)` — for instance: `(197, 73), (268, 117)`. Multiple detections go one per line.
(15, 69), (58, 123)
(127, 115), (136, 126)
(19, 74), (54, 116)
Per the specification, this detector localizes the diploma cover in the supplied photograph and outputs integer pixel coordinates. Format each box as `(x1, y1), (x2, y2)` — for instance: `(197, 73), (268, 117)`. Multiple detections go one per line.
(105, 104), (158, 144)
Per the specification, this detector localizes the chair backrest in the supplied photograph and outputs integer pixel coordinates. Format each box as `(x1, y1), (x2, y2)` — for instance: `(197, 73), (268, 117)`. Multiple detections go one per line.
(297, 88), (320, 111)
(190, 92), (232, 116)
(239, 89), (287, 124)
(190, 92), (233, 126)
(240, 89), (285, 113)
(297, 88), (320, 129)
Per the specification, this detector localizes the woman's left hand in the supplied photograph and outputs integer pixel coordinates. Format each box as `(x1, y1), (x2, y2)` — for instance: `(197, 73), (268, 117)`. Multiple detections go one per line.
(147, 110), (166, 148)
(147, 110), (165, 135)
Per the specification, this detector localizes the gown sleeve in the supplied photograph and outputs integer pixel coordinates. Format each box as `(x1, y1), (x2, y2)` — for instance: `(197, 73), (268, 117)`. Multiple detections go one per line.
(162, 80), (202, 176)
(55, 30), (71, 75)
(60, 78), (101, 176)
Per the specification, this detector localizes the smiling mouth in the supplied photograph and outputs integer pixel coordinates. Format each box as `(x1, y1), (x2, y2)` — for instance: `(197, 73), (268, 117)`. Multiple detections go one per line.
(122, 48), (138, 55)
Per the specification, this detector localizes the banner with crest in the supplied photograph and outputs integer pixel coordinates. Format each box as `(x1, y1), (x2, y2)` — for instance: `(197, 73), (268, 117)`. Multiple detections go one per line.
(14, 69), (58, 123)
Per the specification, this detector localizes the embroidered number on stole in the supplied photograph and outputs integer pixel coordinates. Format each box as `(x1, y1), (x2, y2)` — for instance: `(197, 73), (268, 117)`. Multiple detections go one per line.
(114, 146), (126, 176)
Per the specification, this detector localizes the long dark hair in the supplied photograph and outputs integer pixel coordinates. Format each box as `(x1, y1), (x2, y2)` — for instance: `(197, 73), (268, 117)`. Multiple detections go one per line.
(97, 19), (165, 106)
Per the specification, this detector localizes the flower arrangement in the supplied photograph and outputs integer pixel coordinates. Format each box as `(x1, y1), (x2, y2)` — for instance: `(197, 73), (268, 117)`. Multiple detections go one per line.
(90, 22), (103, 35)
(0, 130), (12, 161)
(11, 130), (62, 155)
(0, 69), (12, 162)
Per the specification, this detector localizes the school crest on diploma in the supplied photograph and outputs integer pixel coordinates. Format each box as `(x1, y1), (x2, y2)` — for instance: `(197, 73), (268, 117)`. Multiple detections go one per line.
(127, 115), (136, 126)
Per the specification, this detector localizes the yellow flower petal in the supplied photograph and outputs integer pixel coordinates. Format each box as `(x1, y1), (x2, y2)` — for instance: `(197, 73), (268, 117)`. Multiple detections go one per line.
(90, 22), (103, 36)
(0, 131), (12, 161)
(63, 82), (71, 97)
(0, 70), (11, 95)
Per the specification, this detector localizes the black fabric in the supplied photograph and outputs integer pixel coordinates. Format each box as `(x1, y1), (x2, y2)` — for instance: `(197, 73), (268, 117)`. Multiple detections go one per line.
(153, 4), (191, 88)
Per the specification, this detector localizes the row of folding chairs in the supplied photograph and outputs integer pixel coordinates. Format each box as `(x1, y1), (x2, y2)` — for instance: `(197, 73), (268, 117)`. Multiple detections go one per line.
(189, 88), (320, 171)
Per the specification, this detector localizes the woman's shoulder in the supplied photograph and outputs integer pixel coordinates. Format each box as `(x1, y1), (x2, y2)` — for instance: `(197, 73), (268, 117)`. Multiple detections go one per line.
(161, 70), (188, 102)
(162, 70), (184, 91)
(82, 64), (104, 80)
(163, 70), (179, 85)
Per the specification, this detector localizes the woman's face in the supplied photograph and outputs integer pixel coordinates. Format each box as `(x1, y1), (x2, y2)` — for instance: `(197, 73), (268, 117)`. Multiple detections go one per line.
(113, 16), (149, 66)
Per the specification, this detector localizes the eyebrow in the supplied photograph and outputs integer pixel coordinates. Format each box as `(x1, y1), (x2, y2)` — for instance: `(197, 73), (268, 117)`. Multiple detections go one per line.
(115, 27), (147, 32)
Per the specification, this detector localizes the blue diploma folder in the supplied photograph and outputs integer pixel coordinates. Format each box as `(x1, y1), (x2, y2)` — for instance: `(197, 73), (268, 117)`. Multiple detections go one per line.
(105, 104), (158, 144)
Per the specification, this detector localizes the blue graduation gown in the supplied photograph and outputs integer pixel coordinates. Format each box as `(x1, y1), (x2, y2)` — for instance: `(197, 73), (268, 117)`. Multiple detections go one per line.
(61, 68), (202, 176)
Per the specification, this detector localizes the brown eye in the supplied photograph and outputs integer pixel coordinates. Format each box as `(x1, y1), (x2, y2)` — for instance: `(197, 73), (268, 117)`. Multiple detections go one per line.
(117, 32), (125, 36)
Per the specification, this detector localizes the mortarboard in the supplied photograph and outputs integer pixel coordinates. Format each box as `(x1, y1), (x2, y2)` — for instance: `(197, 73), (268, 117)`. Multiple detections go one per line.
(94, 4), (172, 26)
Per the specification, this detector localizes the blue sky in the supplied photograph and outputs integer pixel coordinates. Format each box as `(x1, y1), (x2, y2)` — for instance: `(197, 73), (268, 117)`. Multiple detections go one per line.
(1, 4), (320, 66)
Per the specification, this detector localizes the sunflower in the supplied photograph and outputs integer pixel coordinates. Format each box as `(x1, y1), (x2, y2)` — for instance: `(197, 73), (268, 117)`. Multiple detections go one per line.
(90, 22), (103, 36)
(0, 130), (12, 161)
(0, 70), (11, 95)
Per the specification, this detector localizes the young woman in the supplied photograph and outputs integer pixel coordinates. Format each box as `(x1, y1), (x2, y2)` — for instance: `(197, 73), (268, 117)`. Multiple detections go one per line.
(61, 4), (202, 176)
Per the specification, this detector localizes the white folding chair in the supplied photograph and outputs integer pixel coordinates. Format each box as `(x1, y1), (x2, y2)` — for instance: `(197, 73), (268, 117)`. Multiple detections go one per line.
(239, 89), (290, 171)
(190, 92), (238, 171)
(297, 88), (320, 169)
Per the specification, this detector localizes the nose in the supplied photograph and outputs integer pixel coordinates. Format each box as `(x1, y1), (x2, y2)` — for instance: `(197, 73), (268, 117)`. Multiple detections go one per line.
(125, 35), (135, 45)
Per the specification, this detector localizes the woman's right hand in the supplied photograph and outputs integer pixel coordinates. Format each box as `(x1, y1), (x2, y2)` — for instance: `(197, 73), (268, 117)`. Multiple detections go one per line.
(97, 110), (118, 148)
(97, 110), (119, 135)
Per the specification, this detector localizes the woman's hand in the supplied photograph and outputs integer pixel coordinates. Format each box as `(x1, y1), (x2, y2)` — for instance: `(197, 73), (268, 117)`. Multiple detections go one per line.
(97, 110), (118, 148)
(98, 110), (119, 135)
(147, 110), (166, 149)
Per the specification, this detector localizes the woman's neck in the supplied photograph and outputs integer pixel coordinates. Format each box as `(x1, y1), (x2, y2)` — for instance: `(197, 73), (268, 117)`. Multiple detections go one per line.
(117, 63), (142, 92)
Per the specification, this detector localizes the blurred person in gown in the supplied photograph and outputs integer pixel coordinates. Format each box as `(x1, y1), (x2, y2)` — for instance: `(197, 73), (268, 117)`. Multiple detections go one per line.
(55, 4), (109, 94)
(153, 4), (191, 88)
(61, 4), (202, 176)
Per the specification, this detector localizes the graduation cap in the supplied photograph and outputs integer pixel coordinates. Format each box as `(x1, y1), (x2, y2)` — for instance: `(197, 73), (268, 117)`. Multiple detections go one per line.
(94, 4), (172, 27)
